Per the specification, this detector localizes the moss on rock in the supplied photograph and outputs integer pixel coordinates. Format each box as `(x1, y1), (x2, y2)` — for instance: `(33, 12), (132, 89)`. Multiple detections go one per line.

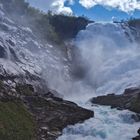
(0, 101), (36, 140)
(16, 84), (34, 96)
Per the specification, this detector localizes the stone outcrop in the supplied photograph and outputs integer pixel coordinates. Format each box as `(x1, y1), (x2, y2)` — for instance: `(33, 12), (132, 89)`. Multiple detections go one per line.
(91, 87), (140, 114)
(23, 92), (94, 140)
(0, 81), (94, 140)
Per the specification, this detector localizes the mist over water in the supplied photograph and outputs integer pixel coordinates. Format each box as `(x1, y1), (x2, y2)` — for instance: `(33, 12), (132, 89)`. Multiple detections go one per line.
(73, 22), (140, 96)
(46, 22), (140, 100)
(56, 22), (140, 140)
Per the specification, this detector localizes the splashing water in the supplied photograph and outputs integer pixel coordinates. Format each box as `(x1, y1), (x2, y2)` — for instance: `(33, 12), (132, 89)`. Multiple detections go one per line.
(74, 22), (140, 95)
(57, 22), (140, 140)
(58, 104), (140, 140)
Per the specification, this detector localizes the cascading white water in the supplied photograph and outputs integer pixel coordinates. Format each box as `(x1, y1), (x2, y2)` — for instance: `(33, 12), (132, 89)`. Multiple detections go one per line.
(53, 22), (140, 101)
(74, 22), (140, 95)
(57, 22), (140, 140)
(58, 104), (140, 140)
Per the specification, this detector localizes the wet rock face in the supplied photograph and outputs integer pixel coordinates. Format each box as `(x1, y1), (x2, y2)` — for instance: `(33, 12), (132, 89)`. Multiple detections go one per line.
(0, 45), (7, 58)
(23, 93), (94, 140)
(90, 87), (140, 114)
(138, 129), (140, 135)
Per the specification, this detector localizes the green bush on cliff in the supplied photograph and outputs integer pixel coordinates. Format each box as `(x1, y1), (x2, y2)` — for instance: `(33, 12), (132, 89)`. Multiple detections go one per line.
(0, 101), (36, 140)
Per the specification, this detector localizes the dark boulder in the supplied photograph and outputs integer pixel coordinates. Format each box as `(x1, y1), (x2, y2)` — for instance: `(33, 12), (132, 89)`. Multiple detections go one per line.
(23, 92), (94, 140)
(133, 128), (140, 140)
(138, 128), (140, 135)
(91, 87), (140, 114)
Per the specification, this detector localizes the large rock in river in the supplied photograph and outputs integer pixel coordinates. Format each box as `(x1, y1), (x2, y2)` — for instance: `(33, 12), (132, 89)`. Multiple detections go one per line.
(91, 87), (140, 113)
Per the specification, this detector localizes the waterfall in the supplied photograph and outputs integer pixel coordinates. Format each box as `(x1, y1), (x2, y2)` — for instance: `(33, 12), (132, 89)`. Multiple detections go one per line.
(57, 22), (140, 140)
(73, 22), (140, 96)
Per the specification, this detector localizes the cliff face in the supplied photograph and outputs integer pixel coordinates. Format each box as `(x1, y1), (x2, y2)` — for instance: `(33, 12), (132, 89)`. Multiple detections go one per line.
(0, 0), (68, 91)
(0, 0), (91, 89)
(127, 19), (140, 42)
(48, 14), (92, 40)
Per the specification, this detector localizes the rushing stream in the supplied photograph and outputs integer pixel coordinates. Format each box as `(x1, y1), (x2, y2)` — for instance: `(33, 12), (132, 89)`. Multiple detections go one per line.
(58, 103), (140, 140)
(57, 22), (140, 140)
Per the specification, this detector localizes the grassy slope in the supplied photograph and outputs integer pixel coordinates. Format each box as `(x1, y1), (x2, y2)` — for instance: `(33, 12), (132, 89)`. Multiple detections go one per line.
(0, 101), (36, 140)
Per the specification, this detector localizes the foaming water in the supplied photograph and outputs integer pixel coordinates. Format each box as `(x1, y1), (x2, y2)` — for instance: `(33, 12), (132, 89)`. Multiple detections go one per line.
(58, 104), (140, 140)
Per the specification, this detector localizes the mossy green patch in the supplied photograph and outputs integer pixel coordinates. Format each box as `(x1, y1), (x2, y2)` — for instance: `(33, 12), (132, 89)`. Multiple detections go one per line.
(0, 101), (36, 140)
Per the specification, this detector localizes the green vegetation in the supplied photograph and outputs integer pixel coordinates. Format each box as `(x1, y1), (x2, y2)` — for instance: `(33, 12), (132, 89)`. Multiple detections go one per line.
(0, 101), (36, 140)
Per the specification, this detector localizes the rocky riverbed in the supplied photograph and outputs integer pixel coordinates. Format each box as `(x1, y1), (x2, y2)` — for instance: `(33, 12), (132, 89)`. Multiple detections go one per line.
(91, 87), (140, 140)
